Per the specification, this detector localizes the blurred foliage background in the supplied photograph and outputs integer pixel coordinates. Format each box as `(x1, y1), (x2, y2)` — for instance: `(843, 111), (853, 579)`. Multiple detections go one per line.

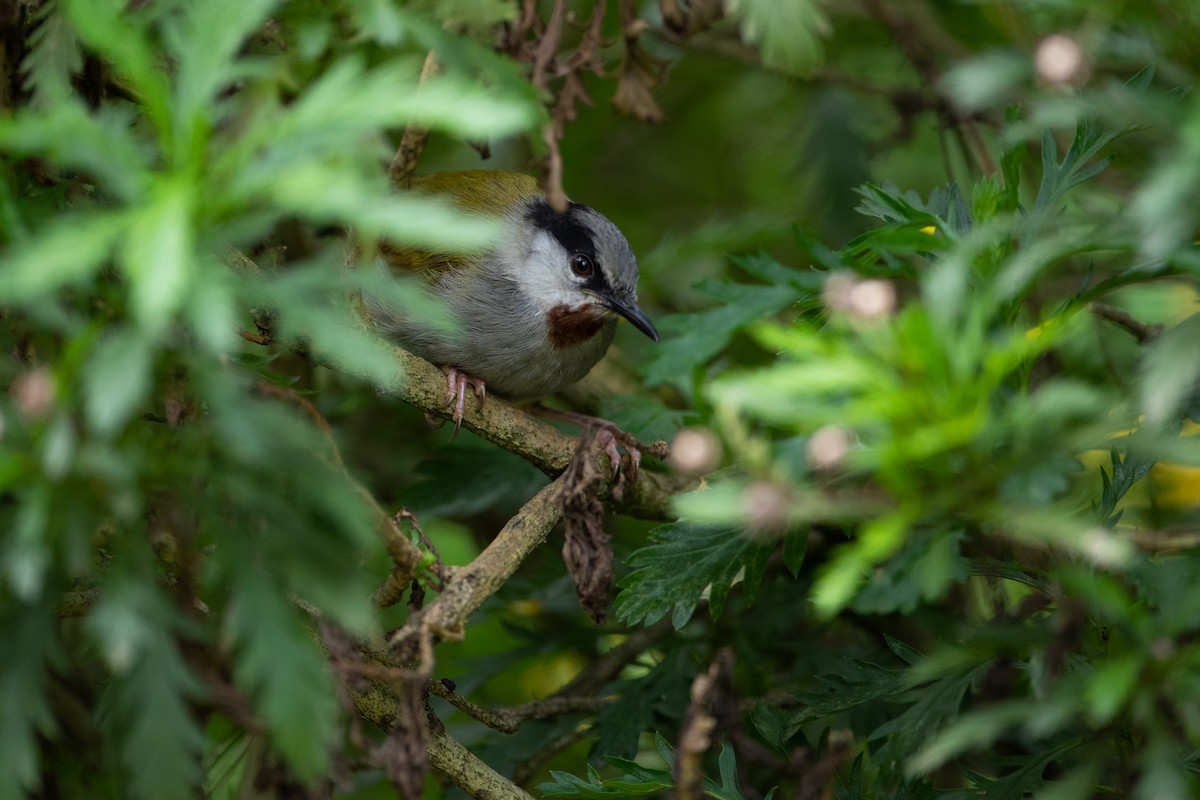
(2, 0), (1200, 798)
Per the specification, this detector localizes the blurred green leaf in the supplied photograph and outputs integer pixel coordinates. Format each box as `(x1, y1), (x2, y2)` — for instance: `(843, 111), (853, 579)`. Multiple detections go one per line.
(20, 4), (83, 104)
(0, 212), (126, 304)
(642, 261), (811, 391)
(1140, 314), (1200, 425)
(0, 596), (60, 800)
(1084, 654), (1141, 725)
(224, 568), (339, 780)
(852, 530), (968, 616)
(168, 0), (278, 142)
(61, 0), (172, 138)
(727, 0), (828, 75)
(120, 179), (194, 333)
(0, 103), (150, 201)
(83, 327), (154, 436)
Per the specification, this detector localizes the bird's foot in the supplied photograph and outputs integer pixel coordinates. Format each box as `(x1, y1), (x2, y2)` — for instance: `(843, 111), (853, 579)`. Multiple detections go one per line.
(531, 404), (667, 500)
(439, 367), (486, 438)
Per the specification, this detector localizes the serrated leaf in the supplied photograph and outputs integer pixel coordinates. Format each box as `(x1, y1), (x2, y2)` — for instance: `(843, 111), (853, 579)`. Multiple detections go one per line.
(616, 522), (776, 629)
(20, 4), (83, 104)
(1095, 446), (1156, 527)
(225, 573), (339, 778)
(6, 485), (51, 601)
(782, 528), (807, 577)
(876, 663), (990, 775)
(642, 282), (802, 390)
(852, 531), (968, 615)
(90, 561), (206, 800)
(1134, 732), (1192, 800)
(594, 649), (694, 759)
(538, 765), (668, 797)
(99, 634), (207, 800)
(781, 659), (911, 732)
(0, 595), (61, 799)
(404, 442), (547, 518)
(1085, 654), (1141, 724)
(706, 743), (768, 800)
(241, 58), (535, 155)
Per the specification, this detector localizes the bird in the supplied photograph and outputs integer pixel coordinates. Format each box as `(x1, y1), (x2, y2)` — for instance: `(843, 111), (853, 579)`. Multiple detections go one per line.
(364, 170), (659, 430)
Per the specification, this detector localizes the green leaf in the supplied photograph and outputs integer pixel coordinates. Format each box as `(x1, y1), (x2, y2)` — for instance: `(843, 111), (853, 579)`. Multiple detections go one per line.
(539, 762), (669, 797)
(726, 0), (828, 75)
(852, 530), (969, 615)
(20, 4), (83, 104)
(168, 0), (279, 136)
(780, 659), (911, 733)
(225, 572), (339, 779)
(707, 743), (774, 800)
(906, 701), (1035, 776)
(0, 103), (151, 202)
(0, 595), (61, 800)
(230, 58), (536, 165)
(642, 280), (804, 390)
(83, 327), (155, 436)
(6, 485), (51, 601)
(876, 663), (990, 774)
(1093, 446), (1156, 527)
(1032, 120), (1120, 218)
(0, 212), (126, 303)
(782, 528), (807, 577)
(404, 442), (548, 518)
(121, 179), (194, 333)
(90, 561), (206, 800)
(594, 649), (694, 759)
(616, 522), (776, 629)
(1135, 731), (1193, 800)
(1140, 315), (1200, 425)
(99, 634), (207, 800)
(61, 0), (172, 139)
(1085, 654), (1141, 725)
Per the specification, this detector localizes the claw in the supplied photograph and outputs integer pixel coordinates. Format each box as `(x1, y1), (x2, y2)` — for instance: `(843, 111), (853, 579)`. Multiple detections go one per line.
(598, 429), (622, 479)
(441, 367), (486, 440)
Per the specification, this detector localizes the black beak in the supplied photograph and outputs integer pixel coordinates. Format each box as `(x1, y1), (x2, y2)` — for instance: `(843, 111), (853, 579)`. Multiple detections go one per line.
(604, 294), (659, 342)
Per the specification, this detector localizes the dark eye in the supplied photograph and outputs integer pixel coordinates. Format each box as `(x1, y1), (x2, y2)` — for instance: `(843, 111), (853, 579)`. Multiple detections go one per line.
(569, 253), (594, 277)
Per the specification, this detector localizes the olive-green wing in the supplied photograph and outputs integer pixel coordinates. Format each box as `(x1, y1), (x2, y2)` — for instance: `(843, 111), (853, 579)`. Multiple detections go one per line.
(412, 170), (543, 218)
(382, 171), (543, 275)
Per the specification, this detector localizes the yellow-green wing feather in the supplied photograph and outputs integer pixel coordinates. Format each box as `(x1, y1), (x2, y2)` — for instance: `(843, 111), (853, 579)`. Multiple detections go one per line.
(383, 171), (544, 274)
(412, 170), (542, 218)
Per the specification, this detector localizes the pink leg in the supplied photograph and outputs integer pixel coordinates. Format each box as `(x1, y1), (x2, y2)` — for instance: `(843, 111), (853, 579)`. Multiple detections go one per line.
(441, 367), (486, 438)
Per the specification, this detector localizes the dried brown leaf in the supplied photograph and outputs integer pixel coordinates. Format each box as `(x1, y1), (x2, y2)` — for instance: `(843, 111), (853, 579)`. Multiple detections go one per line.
(557, 434), (614, 624)
(612, 41), (668, 124)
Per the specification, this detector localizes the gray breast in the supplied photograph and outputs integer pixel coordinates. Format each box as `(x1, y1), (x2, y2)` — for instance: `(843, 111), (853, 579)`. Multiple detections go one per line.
(367, 264), (617, 400)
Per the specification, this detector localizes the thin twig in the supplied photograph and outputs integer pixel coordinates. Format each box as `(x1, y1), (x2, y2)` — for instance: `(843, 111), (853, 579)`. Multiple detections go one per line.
(1088, 301), (1164, 344)
(353, 680), (535, 800)
(390, 475), (568, 650)
(388, 51), (441, 189)
(428, 679), (610, 734)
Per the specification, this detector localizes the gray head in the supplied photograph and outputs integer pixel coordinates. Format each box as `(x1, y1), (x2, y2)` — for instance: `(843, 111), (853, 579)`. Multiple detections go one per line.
(501, 198), (658, 342)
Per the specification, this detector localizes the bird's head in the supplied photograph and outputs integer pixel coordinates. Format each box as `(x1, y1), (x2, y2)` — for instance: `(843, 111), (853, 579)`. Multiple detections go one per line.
(502, 199), (659, 348)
